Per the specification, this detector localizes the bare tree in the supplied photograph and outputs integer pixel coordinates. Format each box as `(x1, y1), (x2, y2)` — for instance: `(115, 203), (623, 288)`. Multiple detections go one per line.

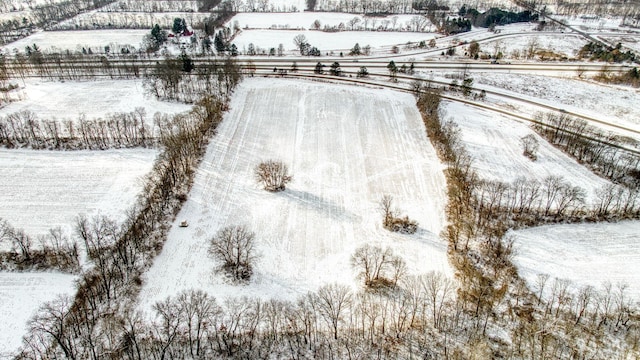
(255, 160), (292, 192)
(208, 225), (257, 282)
(520, 134), (540, 161)
(178, 289), (221, 357)
(420, 271), (455, 329)
(314, 283), (353, 340)
(379, 194), (418, 234)
(351, 244), (406, 289)
(25, 295), (77, 359)
(293, 34), (308, 54)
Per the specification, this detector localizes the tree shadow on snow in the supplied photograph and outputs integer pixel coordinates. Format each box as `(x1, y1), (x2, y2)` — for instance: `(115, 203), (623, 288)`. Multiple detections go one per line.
(277, 189), (360, 222)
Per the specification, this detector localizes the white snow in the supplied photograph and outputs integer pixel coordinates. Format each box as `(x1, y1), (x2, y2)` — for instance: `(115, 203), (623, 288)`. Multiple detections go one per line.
(138, 78), (450, 309)
(228, 12), (431, 31)
(510, 220), (640, 301)
(0, 79), (192, 123)
(444, 101), (612, 202)
(472, 73), (640, 132)
(0, 149), (156, 237)
(232, 29), (435, 52)
(0, 272), (77, 359)
(2, 29), (148, 54)
(480, 32), (587, 59)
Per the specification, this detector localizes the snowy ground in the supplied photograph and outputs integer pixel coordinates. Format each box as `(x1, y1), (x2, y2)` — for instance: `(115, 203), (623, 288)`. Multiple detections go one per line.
(0, 149), (156, 237)
(556, 15), (631, 32)
(2, 29), (148, 54)
(0, 272), (77, 359)
(596, 34), (640, 53)
(53, 12), (211, 33)
(138, 78), (450, 310)
(233, 29), (435, 53)
(510, 220), (640, 301)
(0, 79), (192, 123)
(480, 32), (587, 59)
(444, 101), (611, 203)
(228, 13), (432, 31)
(472, 73), (640, 132)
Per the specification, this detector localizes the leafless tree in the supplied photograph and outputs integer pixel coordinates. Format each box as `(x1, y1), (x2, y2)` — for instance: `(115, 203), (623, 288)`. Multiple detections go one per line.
(314, 283), (353, 340)
(379, 195), (418, 234)
(178, 289), (221, 357)
(351, 244), (406, 289)
(419, 271), (455, 329)
(25, 295), (77, 359)
(520, 134), (540, 161)
(208, 225), (257, 282)
(255, 160), (292, 192)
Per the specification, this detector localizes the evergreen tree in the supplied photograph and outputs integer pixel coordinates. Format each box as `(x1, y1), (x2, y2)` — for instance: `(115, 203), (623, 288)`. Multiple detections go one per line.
(214, 32), (226, 53)
(314, 62), (324, 74)
(330, 62), (341, 76)
(172, 18), (187, 34)
(180, 53), (194, 73)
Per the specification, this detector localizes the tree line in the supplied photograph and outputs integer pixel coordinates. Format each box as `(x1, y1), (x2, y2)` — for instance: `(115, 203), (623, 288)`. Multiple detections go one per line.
(0, 108), (154, 150)
(416, 88), (640, 358)
(533, 111), (640, 189)
(0, 218), (80, 273)
(17, 88), (233, 359)
(144, 56), (242, 103)
(0, 0), (117, 44)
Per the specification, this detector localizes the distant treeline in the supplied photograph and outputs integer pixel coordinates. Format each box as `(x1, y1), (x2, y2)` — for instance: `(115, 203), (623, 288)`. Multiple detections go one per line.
(430, 6), (538, 34)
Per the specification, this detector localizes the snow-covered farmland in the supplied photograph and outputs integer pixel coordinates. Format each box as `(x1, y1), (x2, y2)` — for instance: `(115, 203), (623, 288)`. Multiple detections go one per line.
(0, 79), (192, 122)
(228, 12), (431, 31)
(0, 272), (76, 358)
(510, 221), (640, 301)
(444, 101), (611, 202)
(480, 32), (587, 59)
(473, 73), (640, 131)
(2, 29), (147, 54)
(138, 78), (450, 309)
(0, 149), (156, 237)
(232, 29), (435, 53)
(53, 12), (211, 32)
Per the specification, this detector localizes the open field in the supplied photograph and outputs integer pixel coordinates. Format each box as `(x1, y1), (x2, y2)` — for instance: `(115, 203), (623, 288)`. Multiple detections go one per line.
(2, 29), (148, 53)
(480, 32), (587, 59)
(228, 13), (432, 31)
(444, 101), (612, 203)
(510, 220), (640, 300)
(0, 79), (192, 123)
(473, 73), (640, 131)
(0, 148), (156, 237)
(0, 272), (76, 358)
(137, 78), (450, 309)
(0, 3), (639, 355)
(233, 29), (435, 53)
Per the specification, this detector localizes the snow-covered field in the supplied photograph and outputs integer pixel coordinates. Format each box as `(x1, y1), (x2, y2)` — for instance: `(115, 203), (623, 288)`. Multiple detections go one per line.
(138, 78), (450, 309)
(0, 79), (192, 122)
(0, 272), (76, 359)
(480, 32), (587, 59)
(444, 101), (611, 202)
(233, 29), (435, 53)
(229, 12), (431, 31)
(557, 15), (629, 31)
(0, 149), (156, 237)
(473, 73), (640, 131)
(510, 220), (640, 301)
(53, 12), (211, 32)
(596, 34), (640, 53)
(2, 29), (147, 53)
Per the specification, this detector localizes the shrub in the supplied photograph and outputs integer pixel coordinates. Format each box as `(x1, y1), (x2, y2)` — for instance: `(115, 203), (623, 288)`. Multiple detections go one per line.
(380, 195), (418, 234)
